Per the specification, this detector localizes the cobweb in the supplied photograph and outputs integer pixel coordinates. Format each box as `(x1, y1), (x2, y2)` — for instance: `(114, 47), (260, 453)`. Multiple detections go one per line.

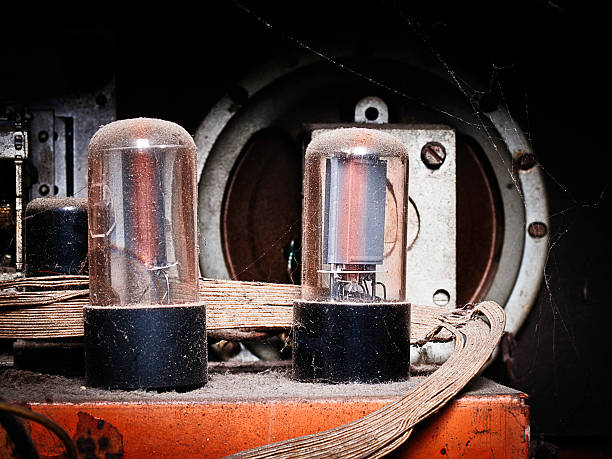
(0, 0), (608, 441)
(230, 0), (612, 438)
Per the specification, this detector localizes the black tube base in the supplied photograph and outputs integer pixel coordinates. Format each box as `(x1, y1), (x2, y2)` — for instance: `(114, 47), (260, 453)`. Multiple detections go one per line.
(84, 303), (207, 391)
(292, 300), (411, 383)
(24, 197), (88, 276)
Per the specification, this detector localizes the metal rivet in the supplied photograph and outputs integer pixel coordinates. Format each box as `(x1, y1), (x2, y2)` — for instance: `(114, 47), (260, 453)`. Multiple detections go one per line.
(38, 130), (49, 143)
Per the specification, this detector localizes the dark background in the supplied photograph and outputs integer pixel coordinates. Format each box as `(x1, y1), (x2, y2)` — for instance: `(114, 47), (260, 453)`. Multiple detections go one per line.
(2, 1), (611, 455)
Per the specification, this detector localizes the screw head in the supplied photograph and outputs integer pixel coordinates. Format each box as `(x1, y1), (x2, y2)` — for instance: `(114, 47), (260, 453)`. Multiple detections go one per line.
(517, 153), (537, 171)
(421, 142), (446, 170)
(528, 222), (547, 238)
(38, 130), (49, 143)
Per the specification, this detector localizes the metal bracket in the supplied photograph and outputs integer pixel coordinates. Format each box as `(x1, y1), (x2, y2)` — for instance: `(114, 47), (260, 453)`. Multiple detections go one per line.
(1, 120), (28, 272)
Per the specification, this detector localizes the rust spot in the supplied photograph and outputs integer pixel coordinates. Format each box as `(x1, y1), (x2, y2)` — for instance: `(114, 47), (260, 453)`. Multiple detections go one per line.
(73, 412), (124, 459)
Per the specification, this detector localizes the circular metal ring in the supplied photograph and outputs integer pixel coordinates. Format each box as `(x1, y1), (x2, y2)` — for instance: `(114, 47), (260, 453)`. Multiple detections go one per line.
(354, 96), (389, 124)
(195, 46), (548, 364)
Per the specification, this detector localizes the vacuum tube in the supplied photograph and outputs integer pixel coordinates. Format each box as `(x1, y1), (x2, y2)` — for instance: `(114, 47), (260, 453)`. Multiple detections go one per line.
(84, 118), (206, 390)
(293, 128), (411, 383)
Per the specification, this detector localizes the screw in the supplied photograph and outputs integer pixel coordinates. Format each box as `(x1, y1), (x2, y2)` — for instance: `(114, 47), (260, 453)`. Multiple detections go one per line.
(528, 222), (547, 238)
(517, 153), (537, 170)
(38, 130), (49, 143)
(421, 142), (446, 170)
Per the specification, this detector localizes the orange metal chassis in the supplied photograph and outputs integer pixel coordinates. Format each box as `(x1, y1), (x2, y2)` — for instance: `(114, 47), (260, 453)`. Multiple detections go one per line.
(9, 380), (530, 458)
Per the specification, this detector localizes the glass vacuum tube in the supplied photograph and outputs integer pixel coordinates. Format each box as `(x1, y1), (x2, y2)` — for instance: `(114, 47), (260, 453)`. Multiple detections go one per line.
(84, 118), (206, 391)
(293, 128), (411, 383)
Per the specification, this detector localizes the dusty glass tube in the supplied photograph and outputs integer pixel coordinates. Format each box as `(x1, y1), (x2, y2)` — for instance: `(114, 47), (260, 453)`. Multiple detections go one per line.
(84, 118), (206, 390)
(293, 128), (411, 383)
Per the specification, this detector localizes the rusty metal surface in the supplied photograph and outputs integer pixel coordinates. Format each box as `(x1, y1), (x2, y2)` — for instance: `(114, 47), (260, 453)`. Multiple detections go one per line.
(73, 412), (124, 459)
(20, 379), (528, 458)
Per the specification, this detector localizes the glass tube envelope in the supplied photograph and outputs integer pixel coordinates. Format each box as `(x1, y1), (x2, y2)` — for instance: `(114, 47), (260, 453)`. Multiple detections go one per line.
(85, 118), (206, 391)
(294, 128), (411, 383)
(88, 119), (198, 306)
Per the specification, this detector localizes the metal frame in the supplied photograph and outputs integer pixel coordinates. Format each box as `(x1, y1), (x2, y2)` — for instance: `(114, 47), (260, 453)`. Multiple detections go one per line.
(1, 121), (28, 272)
(195, 46), (548, 363)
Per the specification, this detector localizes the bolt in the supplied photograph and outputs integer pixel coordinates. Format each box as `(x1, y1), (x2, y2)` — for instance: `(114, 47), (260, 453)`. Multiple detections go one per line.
(421, 142), (446, 170)
(517, 153), (537, 170)
(433, 289), (450, 306)
(528, 222), (547, 238)
(38, 130), (49, 143)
